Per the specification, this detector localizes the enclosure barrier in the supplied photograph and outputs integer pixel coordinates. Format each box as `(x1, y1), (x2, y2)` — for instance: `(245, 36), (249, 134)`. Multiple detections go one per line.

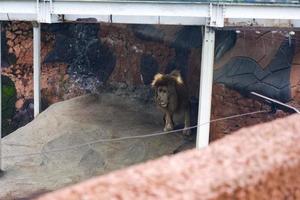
(36, 114), (300, 200)
(1, 0), (300, 173)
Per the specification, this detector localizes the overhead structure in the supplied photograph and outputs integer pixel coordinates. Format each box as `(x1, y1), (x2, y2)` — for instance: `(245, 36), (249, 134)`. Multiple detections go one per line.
(0, 0), (299, 160)
(0, 0), (300, 27)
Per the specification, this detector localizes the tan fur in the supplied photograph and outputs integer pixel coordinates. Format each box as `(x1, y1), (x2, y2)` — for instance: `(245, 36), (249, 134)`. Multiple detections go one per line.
(170, 70), (184, 85)
(151, 73), (164, 87)
(151, 70), (191, 136)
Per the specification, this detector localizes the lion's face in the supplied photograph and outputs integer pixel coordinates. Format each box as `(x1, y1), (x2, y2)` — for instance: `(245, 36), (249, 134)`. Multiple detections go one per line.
(156, 86), (169, 108)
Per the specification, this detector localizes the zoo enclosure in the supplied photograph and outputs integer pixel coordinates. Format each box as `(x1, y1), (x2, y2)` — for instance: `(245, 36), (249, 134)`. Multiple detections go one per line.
(1, 0), (300, 171)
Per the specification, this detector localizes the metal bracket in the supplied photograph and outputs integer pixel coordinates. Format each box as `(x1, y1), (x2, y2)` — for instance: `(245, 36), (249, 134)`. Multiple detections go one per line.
(57, 14), (65, 22)
(32, 21), (39, 28)
(208, 3), (224, 27)
(36, 0), (52, 23)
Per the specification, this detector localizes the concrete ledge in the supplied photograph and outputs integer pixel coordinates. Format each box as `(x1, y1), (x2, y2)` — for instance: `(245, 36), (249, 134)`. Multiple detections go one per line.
(36, 114), (300, 200)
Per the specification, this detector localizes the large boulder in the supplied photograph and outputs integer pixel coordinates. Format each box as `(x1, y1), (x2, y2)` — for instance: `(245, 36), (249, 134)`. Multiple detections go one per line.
(1, 93), (188, 199)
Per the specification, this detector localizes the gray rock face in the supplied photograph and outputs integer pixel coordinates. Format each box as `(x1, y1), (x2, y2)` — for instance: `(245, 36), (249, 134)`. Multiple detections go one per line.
(44, 23), (116, 84)
(215, 30), (237, 61)
(214, 40), (294, 102)
(131, 24), (165, 43)
(140, 54), (159, 85)
(1, 93), (187, 199)
(171, 26), (202, 49)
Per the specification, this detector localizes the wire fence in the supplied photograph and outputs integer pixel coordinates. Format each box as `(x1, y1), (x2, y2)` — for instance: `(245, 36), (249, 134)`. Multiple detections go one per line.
(0, 109), (269, 160)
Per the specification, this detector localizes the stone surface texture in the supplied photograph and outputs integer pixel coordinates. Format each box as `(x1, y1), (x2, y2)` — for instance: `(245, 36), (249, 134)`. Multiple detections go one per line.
(0, 93), (187, 199)
(36, 114), (300, 200)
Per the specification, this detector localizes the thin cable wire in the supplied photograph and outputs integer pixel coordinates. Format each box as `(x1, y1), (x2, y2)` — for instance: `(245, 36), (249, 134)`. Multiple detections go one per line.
(1, 109), (268, 159)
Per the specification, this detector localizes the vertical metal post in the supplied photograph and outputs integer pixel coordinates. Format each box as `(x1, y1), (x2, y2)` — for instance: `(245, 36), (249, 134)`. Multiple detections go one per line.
(33, 23), (41, 117)
(0, 22), (3, 174)
(196, 26), (215, 149)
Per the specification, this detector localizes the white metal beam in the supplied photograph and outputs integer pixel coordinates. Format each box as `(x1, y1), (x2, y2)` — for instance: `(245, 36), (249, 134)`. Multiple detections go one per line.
(33, 23), (41, 118)
(53, 2), (208, 25)
(196, 26), (215, 149)
(0, 1), (300, 27)
(0, 1), (36, 14)
(223, 4), (300, 27)
(0, 22), (2, 173)
(224, 5), (300, 20)
(37, 0), (52, 23)
(0, 1), (36, 21)
(53, 2), (208, 17)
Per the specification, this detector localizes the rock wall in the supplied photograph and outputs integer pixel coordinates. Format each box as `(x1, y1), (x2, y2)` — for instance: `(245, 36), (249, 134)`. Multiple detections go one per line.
(214, 31), (300, 103)
(1, 22), (300, 137)
(1, 22), (68, 131)
(211, 84), (287, 141)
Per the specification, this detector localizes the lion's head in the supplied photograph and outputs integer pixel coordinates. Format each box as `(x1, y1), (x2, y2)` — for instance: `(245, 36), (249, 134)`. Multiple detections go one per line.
(151, 70), (183, 109)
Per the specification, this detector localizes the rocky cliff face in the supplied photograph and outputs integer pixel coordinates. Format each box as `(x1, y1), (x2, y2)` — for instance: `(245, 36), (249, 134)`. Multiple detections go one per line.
(1, 22), (299, 137)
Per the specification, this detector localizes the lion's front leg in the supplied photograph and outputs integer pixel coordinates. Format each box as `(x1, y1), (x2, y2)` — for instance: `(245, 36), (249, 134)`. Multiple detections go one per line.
(183, 106), (191, 136)
(164, 112), (174, 132)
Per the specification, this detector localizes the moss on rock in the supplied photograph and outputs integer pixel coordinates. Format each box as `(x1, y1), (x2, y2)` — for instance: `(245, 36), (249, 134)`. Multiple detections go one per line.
(2, 75), (17, 137)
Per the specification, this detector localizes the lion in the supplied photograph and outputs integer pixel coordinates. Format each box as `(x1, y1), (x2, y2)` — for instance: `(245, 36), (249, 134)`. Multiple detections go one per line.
(151, 70), (191, 136)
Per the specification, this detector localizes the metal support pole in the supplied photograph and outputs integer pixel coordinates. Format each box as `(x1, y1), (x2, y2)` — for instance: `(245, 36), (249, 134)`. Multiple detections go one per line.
(0, 22), (3, 174)
(196, 26), (215, 149)
(33, 23), (41, 117)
